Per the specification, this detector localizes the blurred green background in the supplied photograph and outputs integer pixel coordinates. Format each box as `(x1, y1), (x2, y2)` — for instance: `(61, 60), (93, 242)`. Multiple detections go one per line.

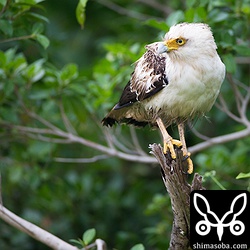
(0, 0), (249, 249)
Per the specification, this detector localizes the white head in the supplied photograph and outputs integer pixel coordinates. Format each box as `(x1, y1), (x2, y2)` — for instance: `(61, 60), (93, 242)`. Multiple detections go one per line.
(158, 23), (218, 60)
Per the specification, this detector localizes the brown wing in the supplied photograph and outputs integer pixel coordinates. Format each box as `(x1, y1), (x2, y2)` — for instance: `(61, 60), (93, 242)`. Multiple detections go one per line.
(114, 44), (168, 110)
(102, 42), (168, 126)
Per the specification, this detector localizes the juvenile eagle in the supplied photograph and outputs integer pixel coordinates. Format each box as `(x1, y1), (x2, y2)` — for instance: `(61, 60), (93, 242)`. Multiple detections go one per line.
(102, 23), (225, 173)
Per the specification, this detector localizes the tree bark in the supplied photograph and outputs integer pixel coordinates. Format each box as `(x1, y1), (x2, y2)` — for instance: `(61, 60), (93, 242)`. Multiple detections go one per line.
(150, 144), (205, 250)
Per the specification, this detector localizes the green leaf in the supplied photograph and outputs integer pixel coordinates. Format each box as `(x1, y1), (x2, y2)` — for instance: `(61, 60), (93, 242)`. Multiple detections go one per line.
(236, 172), (250, 179)
(185, 7), (207, 22)
(82, 228), (96, 245)
(185, 8), (195, 22)
(208, 9), (229, 23)
(27, 141), (54, 160)
(59, 63), (78, 86)
(32, 22), (44, 34)
(166, 10), (184, 26)
(35, 34), (50, 49)
(22, 59), (46, 83)
(0, 0), (7, 6)
(196, 6), (207, 20)
(3, 80), (14, 97)
(234, 45), (250, 56)
(68, 82), (87, 95)
(11, 54), (27, 76)
(63, 94), (86, 122)
(15, 0), (44, 4)
(5, 48), (17, 64)
(222, 54), (236, 74)
(186, 0), (196, 8)
(144, 19), (169, 31)
(0, 20), (13, 36)
(130, 244), (145, 250)
(69, 238), (84, 247)
(29, 12), (49, 23)
(76, 0), (88, 29)
(9, 165), (23, 184)
(28, 88), (55, 100)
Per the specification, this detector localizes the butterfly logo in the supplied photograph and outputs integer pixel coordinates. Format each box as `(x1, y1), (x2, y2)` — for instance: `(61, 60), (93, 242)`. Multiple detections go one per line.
(193, 193), (247, 241)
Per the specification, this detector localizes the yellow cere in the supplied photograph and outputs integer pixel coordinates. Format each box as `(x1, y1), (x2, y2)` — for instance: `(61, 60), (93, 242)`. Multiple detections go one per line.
(165, 37), (186, 51)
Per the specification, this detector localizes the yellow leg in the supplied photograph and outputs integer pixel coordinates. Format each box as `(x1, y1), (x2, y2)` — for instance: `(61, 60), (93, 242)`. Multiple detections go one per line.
(156, 117), (182, 159)
(177, 123), (193, 174)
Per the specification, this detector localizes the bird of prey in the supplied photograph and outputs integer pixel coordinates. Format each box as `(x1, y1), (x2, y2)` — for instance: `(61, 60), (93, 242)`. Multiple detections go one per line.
(102, 23), (225, 174)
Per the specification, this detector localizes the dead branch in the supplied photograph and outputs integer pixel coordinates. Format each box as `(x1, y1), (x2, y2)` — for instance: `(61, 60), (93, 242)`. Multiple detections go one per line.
(0, 195), (78, 250)
(189, 127), (250, 154)
(0, 177), (106, 250)
(54, 155), (109, 163)
(150, 144), (204, 250)
(0, 204), (107, 250)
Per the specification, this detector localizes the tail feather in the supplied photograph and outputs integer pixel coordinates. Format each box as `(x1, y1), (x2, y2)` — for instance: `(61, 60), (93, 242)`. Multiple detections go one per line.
(102, 116), (148, 127)
(102, 105), (149, 127)
(101, 116), (117, 127)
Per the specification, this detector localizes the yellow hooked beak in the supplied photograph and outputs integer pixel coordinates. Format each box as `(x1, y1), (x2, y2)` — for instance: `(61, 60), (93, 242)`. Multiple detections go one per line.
(164, 37), (186, 52)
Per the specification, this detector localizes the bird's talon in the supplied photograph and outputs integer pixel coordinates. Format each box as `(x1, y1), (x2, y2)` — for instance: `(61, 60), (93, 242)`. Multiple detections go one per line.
(172, 139), (182, 148)
(182, 152), (191, 161)
(181, 151), (193, 174)
(185, 154), (193, 174)
(163, 141), (176, 159)
(163, 138), (182, 159)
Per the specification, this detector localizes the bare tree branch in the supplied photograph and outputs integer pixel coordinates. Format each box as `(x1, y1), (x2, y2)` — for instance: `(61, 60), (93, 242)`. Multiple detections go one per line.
(130, 126), (148, 156)
(1, 122), (56, 135)
(26, 110), (66, 135)
(2, 114), (250, 164)
(25, 133), (73, 144)
(235, 57), (250, 64)
(189, 128), (250, 154)
(102, 128), (116, 150)
(58, 99), (78, 135)
(0, 203), (107, 250)
(0, 205), (79, 250)
(0, 171), (107, 250)
(216, 74), (250, 128)
(188, 121), (210, 141)
(95, 239), (107, 250)
(227, 74), (244, 114)
(54, 155), (109, 163)
(82, 239), (107, 250)
(0, 34), (35, 43)
(216, 94), (242, 123)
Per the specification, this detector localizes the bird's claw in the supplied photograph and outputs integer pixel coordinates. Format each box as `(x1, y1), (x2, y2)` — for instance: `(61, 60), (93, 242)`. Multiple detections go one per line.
(163, 140), (193, 174)
(183, 152), (193, 174)
(163, 138), (182, 159)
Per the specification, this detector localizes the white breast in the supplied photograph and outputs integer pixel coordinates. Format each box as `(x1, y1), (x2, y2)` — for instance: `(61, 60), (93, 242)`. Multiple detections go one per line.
(144, 54), (225, 121)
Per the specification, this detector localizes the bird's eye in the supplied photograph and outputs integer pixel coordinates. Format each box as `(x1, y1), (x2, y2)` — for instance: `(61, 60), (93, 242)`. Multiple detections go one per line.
(176, 38), (185, 45)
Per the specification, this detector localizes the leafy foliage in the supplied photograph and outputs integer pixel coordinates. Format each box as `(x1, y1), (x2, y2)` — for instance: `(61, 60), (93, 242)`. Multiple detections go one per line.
(76, 0), (89, 29)
(0, 0), (250, 249)
(70, 228), (96, 248)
